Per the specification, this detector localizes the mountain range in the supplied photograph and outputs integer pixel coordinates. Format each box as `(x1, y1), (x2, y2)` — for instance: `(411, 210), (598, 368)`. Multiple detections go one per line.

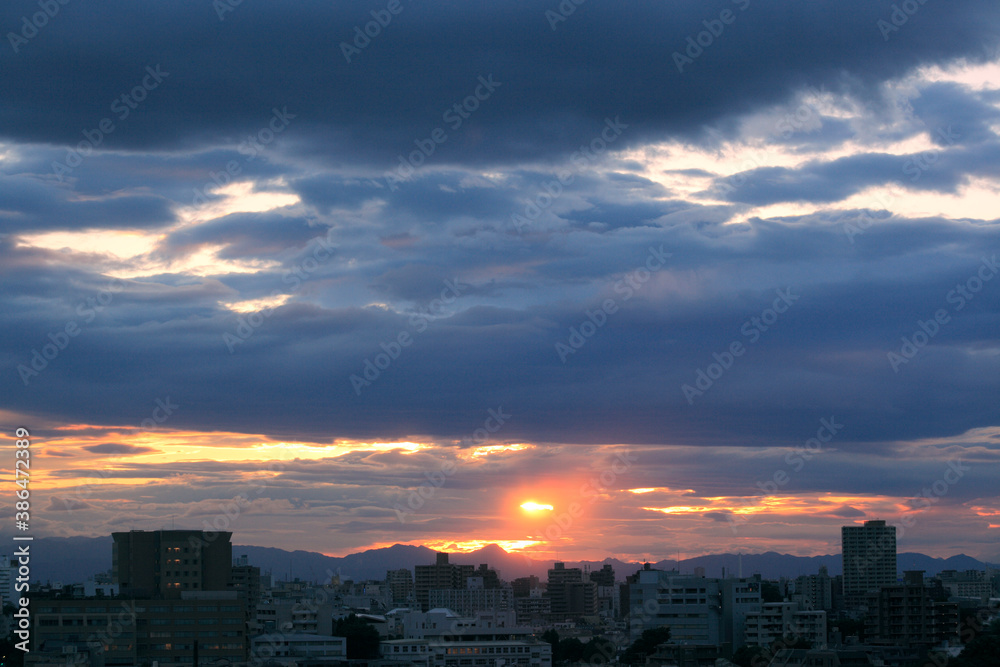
(11, 536), (997, 586)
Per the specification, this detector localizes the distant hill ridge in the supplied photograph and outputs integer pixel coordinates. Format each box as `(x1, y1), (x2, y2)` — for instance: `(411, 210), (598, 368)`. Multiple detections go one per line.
(9, 535), (996, 585)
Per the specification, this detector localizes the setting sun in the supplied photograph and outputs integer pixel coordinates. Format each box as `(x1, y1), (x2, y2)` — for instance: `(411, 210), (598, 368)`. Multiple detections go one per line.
(520, 501), (554, 512)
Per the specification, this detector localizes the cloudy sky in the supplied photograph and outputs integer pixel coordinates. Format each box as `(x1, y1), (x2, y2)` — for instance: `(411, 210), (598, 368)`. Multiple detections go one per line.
(2, 0), (999, 566)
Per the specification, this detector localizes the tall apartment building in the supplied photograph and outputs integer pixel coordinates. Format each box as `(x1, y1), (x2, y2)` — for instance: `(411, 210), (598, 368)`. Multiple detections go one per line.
(415, 553), (475, 611)
(29, 530), (250, 665)
(546, 563), (598, 619)
(230, 554), (262, 633)
(865, 571), (960, 649)
(791, 566), (834, 611)
(112, 529), (232, 598)
(387, 568), (415, 606)
(841, 520), (896, 602)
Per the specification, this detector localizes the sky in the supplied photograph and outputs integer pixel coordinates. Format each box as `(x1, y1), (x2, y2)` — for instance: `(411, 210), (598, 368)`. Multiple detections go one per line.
(1, 0), (999, 567)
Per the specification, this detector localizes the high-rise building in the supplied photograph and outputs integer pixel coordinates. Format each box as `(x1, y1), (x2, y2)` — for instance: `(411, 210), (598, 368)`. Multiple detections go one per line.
(546, 562), (598, 618)
(792, 566), (834, 611)
(112, 529), (233, 598)
(414, 553), (474, 611)
(387, 568), (415, 606)
(230, 554), (262, 632)
(841, 520), (896, 601)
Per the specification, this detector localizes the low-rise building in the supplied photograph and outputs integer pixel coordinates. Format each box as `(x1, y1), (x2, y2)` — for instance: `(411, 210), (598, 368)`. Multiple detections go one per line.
(250, 632), (346, 665)
(744, 602), (827, 648)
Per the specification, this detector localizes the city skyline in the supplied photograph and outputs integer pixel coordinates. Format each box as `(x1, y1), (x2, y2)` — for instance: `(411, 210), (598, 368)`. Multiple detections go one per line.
(1, 1), (999, 567)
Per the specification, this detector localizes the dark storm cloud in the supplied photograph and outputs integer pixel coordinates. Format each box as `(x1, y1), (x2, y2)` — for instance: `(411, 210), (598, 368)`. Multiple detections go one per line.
(0, 173), (175, 233)
(2, 211), (998, 448)
(159, 211), (324, 259)
(910, 82), (1000, 147)
(705, 141), (1000, 205)
(1, 0), (997, 165)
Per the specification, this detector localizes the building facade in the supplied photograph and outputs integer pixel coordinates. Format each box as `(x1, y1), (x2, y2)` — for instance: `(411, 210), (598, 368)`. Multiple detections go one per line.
(112, 529), (233, 599)
(744, 602), (827, 648)
(841, 520), (897, 602)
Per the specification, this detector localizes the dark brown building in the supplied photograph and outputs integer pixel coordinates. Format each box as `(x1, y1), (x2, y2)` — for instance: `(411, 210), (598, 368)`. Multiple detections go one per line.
(414, 552), (474, 611)
(112, 530), (233, 599)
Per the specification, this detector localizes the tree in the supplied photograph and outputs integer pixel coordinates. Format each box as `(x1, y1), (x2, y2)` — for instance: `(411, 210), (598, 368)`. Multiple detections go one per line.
(621, 626), (671, 664)
(731, 645), (767, 667)
(948, 619), (1000, 667)
(332, 613), (381, 659)
(581, 636), (616, 663)
(761, 581), (783, 603)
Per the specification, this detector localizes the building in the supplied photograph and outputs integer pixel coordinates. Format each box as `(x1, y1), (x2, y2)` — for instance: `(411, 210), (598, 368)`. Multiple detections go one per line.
(512, 576), (542, 599)
(792, 567), (834, 611)
(250, 633), (346, 665)
(112, 529), (233, 598)
(230, 554), (262, 633)
(766, 648), (879, 666)
(936, 570), (993, 600)
(864, 571), (959, 649)
(744, 602), (827, 648)
(841, 520), (896, 603)
(514, 592), (551, 622)
(415, 553), (475, 612)
(627, 566), (761, 650)
(31, 591), (248, 666)
(428, 586), (514, 615)
(546, 563), (598, 619)
(382, 609), (551, 667)
(388, 568), (415, 605)
(0, 555), (17, 607)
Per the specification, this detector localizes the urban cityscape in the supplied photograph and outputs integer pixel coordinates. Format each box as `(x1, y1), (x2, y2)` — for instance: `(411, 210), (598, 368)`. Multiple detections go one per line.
(1, 519), (997, 666)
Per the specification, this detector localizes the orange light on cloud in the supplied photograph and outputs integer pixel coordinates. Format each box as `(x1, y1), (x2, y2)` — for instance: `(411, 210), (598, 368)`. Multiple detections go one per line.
(470, 444), (531, 458)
